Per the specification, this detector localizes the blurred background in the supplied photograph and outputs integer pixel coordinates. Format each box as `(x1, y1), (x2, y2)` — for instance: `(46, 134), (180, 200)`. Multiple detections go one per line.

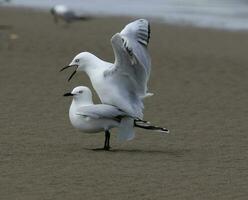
(2, 0), (248, 30)
(1, 1), (248, 200)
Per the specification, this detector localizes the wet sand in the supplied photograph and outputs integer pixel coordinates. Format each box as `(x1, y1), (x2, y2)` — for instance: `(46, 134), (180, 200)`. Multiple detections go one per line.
(0, 7), (248, 200)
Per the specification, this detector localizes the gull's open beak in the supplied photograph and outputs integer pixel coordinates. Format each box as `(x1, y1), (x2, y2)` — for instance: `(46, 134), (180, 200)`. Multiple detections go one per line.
(63, 92), (74, 97)
(60, 64), (79, 82)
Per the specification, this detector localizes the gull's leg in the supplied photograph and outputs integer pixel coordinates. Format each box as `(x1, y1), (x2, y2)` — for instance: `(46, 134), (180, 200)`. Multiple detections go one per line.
(104, 130), (111, 150)
(93, 131), (111, 151)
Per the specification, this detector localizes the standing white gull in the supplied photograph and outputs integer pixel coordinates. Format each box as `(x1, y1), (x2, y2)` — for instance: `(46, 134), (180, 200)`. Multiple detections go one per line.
(64, 86), (169, 150)
(61, 19), (152, 139)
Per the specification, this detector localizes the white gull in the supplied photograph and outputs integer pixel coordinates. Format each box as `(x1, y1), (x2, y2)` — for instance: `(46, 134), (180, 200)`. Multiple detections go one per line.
(64, 86), (169, 150)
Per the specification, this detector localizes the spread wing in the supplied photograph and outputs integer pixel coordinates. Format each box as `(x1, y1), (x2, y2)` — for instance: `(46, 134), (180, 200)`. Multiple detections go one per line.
(76, 104), (126, 119)
(102, 19), (152, 118)
(105, 19), (152, 98)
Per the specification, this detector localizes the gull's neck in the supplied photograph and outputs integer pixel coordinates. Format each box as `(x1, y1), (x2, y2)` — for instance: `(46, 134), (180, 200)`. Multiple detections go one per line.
(83, 55), (111, 78)
(72, 96), (93, 108)
(70, 98), (92, 117)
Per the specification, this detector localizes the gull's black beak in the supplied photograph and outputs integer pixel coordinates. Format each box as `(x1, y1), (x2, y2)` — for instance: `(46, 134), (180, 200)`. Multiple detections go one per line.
(60, 65), (71, 72)
(63, 92), (74, 97)
(60, 64), (79, 82)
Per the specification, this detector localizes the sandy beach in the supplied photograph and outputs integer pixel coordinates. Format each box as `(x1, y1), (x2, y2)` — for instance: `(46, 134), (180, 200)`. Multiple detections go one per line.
(0, 7), (248, 200)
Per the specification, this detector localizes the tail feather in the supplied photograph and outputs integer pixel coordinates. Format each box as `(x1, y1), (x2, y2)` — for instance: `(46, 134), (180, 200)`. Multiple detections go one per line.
(117, 117), (135, 142)
(140, 92), (154, 99)
(135, 118), (151, 125)
(134, 119), (169, 134)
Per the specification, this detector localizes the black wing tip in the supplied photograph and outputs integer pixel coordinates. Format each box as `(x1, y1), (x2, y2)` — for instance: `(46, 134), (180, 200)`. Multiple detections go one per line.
(134, 120), (169, 133)
(161, 128), (170, 133)
(137, 19), (150, 46)
(148, 22), (151, 43)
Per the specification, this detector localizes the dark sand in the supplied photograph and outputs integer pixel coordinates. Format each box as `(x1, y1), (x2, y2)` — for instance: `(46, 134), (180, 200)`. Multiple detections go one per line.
(0, 7), (248, 200)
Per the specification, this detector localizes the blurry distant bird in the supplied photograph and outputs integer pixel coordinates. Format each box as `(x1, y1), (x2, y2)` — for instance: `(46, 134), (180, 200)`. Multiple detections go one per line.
(50, 5), (90, 24)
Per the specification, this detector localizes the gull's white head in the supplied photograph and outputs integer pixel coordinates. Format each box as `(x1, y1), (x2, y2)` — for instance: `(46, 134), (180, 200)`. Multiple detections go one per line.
(60, 52), (97, 81)
(70, 52), (95, 71)
(63, 86), (93, 104)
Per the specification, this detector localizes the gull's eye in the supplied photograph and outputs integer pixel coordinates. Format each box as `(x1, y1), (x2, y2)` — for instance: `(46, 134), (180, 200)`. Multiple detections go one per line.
(78, 90), (83, 94)
(75, 59), (80, 63)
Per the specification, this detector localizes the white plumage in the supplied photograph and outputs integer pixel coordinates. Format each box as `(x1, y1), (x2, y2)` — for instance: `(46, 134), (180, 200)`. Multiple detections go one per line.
(62, 19), (152, 119)
(64, 86), (169, 150)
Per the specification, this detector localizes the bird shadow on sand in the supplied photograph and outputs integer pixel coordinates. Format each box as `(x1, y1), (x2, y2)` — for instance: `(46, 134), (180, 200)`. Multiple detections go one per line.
(83, 147), (190, 157)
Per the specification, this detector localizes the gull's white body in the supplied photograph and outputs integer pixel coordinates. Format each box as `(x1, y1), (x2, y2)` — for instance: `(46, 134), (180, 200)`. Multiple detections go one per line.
(69, 94), (119, 133)
(68, 19), (152, 119)
(69, 106), (119, 133)
(67, 86), (135, 141)
(79, 53), (137, 118)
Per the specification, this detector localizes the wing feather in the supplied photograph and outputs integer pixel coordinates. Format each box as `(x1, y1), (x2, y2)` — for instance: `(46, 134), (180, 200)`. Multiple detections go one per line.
(76, 104), (126, 119)
(103, 19), (152, 118)
(107, 19), (151, 96)
(120, 19), (150, 46)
